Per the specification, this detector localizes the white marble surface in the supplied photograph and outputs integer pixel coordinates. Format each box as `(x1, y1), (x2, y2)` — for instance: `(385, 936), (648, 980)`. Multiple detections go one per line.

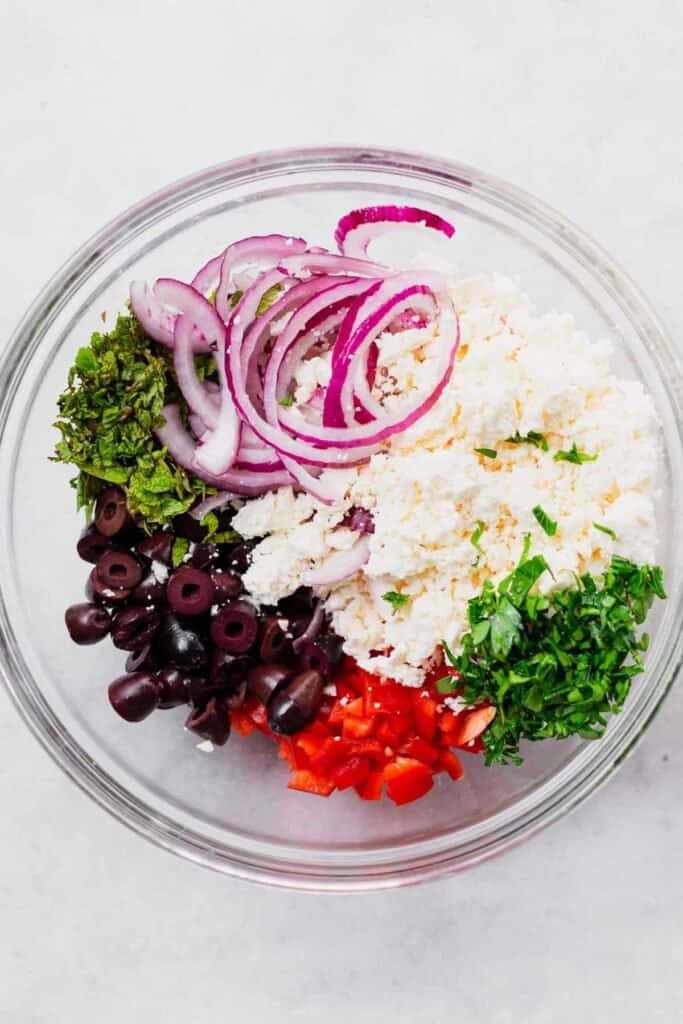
(1, 1), (682, 1020)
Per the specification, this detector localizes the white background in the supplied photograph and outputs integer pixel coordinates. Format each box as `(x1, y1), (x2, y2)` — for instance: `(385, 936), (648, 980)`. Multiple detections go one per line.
(1, 2), (682, 1021)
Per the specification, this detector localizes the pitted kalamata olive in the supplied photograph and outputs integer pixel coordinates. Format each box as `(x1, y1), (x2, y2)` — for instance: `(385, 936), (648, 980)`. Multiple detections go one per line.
(76, 524), (116, 564)
(222, 540), (257, 575)
(95, 550), (143, 591)
(125, 644), (161, 674)
(111, 605), (161, 651)
(86, 568), (132, 606)
(277, 587), (314, 616)
(246, 663), (291, 704)
(166, 566), (215, 617)
(94, 486), (130, 537)
(340, 506), (375, 534)
(267, 670), (324, 735)
(209, 650), (255, 695)
(136, 531), (174, 565)
(132, 572), (167, 606)
(64, 602), (111, 645)
(172, 512), (207, 543)
(225, 680), (247, 710)
(210, 569), (242, 603)
(210, 601), (258, 653)
(155, 666), (195, 708)
(108, 672), (160, 722)
(185, 696), (231, 746)
(297, 635), (344, 678)
(157, 613), (208, 671)
(190, 542), (218, 571)
(258, 616), (292, 663)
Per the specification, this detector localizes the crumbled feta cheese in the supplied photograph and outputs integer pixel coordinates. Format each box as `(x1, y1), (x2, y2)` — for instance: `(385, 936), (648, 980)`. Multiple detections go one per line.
(196, 740), (214, 753)
(236, 273), (661, 686)
(445, 695), (468, 714)
(151, 560), (169, 583)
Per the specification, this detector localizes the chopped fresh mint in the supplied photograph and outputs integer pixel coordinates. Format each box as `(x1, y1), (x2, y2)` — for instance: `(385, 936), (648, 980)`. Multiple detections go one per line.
(475, 447), (498, 459)
(532, 505), (558, 536)
(199, 511), (242, 545)
(171, 536), (190, 568)
(278, 394), (294, 407)
(470, 520), (487, 564)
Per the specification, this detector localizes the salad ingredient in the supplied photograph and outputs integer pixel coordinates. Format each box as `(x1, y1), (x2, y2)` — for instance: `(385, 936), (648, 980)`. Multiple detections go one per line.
(108, 672), (161, 722)
(95, 550), (144, 591)
(442, 555), (665, 765)
(86, 568), (132, 605)
(532, 504), (558, 537)
(240, 273), (659, 686)
(267, 670), (324, 735)
(136, 531), (174, 564)
(111, 605), (161, 651)
(52, 314), (215, 527)
(64, 602), (112, 645)
(554, 443), (598, 465)
(475, 447), (497, 459)
(246, 663), (292, 704)
(296, 634), (344, 678)
(594, 522), (617, 541)
(506, 431), (549, 451)
(209, 568), (243, 602)
(382, 591), (411, 614)
(185, 697), (232, 746)
(157, 613), (208, 671)
(166, 566), (215, 616)
(334, 205), (455, 260)
(94, 486), (131, 537)
(258, 617), (291, 663)
(210, 601), (259, 654)
(76, 524), (116, 564)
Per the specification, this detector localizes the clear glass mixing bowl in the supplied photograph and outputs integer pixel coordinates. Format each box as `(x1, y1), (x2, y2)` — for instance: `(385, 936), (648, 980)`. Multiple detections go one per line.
(0, 147), (681, 891)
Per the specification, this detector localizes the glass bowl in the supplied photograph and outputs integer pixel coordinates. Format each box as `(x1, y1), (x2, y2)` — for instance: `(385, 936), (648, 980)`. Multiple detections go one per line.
(0, 147), (681, 892)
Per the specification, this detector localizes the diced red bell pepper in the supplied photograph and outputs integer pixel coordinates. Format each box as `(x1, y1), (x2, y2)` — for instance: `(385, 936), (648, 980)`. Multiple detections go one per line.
(355, 768), (385, 801)
(438, 709), (459, 734)
(364, 680), (414, 717)
(384, 758), (434, 805)
(398, 736), (440, 765)
(287, 770), (336, 797)
(231, 710), (256, 737)
(342, 714), (376, 739)
(278, 739), (298, 769)
(451, 705), (496, 746)
(436, 749), (464, 781)
(249, 702), (271, 735)
(412, 693), (438, 742)
(333, 757), (371, 791)
(376, 719), (400, 750)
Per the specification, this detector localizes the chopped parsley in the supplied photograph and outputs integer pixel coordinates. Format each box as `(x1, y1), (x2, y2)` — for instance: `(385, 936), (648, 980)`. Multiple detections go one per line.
(444, 553), (665, 765)
(278, 394), (294, 407)
(52, 314), (217, 527)
(594, 522), (617, 541)
(475, 447), (498, 459)
(506, 431), (549, 451)
(470, 520), (487, 564)
(382, 591), (411, 614)
(532, 505), (558, 536)
(554, 443), (598, 465)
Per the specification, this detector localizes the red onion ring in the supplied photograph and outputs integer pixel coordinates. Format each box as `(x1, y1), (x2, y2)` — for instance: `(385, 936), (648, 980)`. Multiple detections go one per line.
(302, 535), (371, 586)
(335, 205), (455, 259)
(214, 235), (307, 321)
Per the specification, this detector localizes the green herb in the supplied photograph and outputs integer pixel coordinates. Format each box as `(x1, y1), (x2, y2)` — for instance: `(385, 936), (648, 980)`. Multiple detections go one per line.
(230, 290), (243, 307)
(470, 520), (487, 564)
(199, 511), (242, 545)
(594, 522), (617, 541)
(446, 555), (665, 765)
(278, 394), (294, 407)
(382, 591), (411, 614)
(435, 675), (460, 695)
(475, 447), (498, 459)
(532, 505), (558, 536)
(171, 537), (190, 567)
(506, 431), (549, 452)
(51, 314), (216, 527)
(230, 284), (281, 316)
(554, 443), (598, 465)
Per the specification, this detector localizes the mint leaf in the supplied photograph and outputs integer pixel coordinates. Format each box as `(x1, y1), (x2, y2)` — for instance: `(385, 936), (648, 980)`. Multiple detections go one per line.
(475, 447), (498, 459)
(532, 505), (558, 536)
(382, 591), (411, 614)
(554, 443), (598, 465)
(506, 431), (549, 451)
(594, 522), (617, 541)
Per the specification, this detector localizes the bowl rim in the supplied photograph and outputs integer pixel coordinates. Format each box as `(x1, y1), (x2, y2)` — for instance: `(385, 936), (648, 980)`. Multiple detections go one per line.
(1, 145), (681, 892)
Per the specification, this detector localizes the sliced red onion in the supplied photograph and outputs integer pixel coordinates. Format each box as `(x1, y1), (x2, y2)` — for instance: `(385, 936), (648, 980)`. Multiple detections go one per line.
(154, 279), (224, 349)
(284, 274), (458, 448)
(156, 405), (292, 495)
(129, 281), (176, 347)
(190, 491), (239, 520)
(335, 205), (455, 259)
(341, 506), (375, 534)
(214, 235), (307, 321)
(302, 535), (371, 587)
(191, 253), (223, 296)
(235, 445), (283, 471)
(173, 315), (220, 431)
(278, 252), (389, 279)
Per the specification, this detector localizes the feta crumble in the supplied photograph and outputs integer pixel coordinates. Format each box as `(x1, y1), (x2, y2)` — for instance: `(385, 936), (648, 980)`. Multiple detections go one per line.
(233, 273), (660, 686)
